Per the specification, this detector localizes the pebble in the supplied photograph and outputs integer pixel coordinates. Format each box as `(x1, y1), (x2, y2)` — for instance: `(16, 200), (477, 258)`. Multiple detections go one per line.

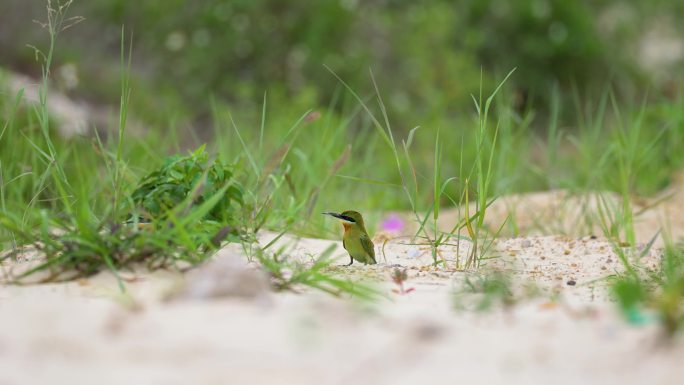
(407, 248), (421, 258)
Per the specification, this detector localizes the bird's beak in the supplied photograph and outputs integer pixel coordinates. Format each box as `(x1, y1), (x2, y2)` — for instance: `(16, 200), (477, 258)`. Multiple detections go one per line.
(323, 212), (355, 223)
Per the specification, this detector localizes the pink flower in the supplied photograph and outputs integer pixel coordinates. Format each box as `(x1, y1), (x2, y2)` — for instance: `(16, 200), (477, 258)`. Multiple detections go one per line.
(381, 213), (404, 233)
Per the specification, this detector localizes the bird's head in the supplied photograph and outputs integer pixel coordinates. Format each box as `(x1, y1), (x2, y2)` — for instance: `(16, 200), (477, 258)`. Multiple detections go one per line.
(323, 210), (367, 231)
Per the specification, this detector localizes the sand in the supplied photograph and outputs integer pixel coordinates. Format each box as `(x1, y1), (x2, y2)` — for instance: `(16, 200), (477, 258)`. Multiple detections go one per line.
(2, 186), (684, 385)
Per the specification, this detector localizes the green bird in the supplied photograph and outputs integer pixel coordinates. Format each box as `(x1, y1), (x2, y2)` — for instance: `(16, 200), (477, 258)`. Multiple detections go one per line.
(324, 210), (377, 266)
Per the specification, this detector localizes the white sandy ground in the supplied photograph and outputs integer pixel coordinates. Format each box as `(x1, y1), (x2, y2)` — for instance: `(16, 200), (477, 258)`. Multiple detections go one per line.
(2, 224), (683, 385)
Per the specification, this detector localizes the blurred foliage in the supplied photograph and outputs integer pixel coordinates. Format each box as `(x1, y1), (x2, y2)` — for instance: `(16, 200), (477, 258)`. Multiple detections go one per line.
(1, 0), (683, 128)
(464, 1), (624, 96)
(453, 270), (541, 311)
(612, 244), (684, 338)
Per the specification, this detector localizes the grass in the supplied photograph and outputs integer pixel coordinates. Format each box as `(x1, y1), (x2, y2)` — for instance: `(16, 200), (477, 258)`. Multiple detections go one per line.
(453, 270), (541, 312)
(0, 1), (380, 299)
(326, 65), (516, 269)
(611, 235), (684, 338)
(1, 1), (684, 337)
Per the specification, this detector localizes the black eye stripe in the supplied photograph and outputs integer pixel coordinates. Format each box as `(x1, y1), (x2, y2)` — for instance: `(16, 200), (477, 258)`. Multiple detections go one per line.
(323, 212), (357, 222)
(340, 215), (356, 222)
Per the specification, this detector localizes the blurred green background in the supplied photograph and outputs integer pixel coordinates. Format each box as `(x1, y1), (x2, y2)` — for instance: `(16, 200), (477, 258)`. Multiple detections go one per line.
(2, 0), (682, 127)
(1, 0), (684, 233)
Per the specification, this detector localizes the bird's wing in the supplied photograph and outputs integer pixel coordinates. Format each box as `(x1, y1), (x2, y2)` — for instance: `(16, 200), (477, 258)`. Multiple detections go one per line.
(360, 234), (376, 262)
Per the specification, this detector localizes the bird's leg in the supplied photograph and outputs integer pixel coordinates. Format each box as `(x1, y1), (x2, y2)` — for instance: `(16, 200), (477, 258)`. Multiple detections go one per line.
(345, 255), (354, 266)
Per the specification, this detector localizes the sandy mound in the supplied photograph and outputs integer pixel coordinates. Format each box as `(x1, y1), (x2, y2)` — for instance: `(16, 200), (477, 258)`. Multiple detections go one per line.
(395, 177), (684, 247)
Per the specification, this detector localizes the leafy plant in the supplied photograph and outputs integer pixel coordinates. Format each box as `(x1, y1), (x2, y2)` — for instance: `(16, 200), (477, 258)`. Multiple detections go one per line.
(130, 144), (244, 224)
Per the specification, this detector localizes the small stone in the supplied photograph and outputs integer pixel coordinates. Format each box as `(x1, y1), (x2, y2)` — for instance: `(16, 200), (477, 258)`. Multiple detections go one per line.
(521, 239), (532, 248)
(567, 280), (576, 286)
(407, 248), (421, 258)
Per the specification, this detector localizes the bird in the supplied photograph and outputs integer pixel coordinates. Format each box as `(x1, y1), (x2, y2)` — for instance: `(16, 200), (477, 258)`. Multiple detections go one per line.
(323, 210), (376, 266)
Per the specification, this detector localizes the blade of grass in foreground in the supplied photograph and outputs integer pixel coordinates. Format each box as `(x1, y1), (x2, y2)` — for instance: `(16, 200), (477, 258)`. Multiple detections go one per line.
(465, 68), (515, 268)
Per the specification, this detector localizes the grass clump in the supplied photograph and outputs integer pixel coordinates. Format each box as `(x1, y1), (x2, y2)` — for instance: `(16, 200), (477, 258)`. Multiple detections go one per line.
(612, 240), (684, 339)
(0, 145), (245, 285)
(453, 270), (540, 311)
